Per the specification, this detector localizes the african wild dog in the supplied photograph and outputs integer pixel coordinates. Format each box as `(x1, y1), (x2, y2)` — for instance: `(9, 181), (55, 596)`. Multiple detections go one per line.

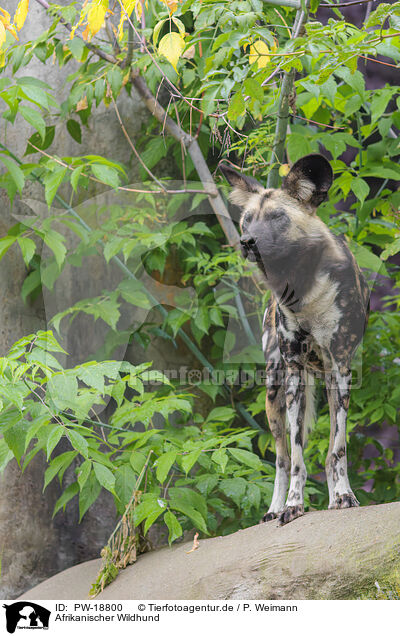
(221, 154), (370, 525)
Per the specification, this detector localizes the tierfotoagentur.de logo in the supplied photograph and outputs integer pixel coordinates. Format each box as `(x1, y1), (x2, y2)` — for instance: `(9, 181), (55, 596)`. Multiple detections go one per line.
(3, 602), (51, 633)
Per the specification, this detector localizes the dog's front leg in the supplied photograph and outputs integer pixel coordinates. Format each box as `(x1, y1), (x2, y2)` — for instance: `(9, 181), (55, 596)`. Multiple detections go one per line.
(278, 365), (307, 525)
(325, 367), (359, 509)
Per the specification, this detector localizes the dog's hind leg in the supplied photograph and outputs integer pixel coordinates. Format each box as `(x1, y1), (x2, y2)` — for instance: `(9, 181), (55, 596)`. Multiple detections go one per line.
(325, 365), (359, 509)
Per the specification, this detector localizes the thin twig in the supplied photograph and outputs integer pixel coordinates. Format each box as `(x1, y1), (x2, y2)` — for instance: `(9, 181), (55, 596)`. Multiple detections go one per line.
(320, 0), (376, 7)
(111, 92), (167, 190)
(293, 114), (346, 129)
(359, 55), (399, 68)
(29, 142), (212, 196)
(105, 15), (121, 55)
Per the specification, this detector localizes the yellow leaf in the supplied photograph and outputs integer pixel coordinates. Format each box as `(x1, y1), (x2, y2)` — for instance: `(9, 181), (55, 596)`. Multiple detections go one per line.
(14, 0), (29, 32)
(159, 0), (179, 14)
(5, 24), (18, 41)
(279, 163), (290, 177)
(76, 95), (88, 111)
(158, 31), (185, 72)
(82, 24), (91, 40)
(249, 40), (271, 69)
(0, 7), (18, 41)
(0, 7), (12, 25)
(87, 0), (108, 38)
(0, 21), (6, 48)
(117, 0), (135, 40)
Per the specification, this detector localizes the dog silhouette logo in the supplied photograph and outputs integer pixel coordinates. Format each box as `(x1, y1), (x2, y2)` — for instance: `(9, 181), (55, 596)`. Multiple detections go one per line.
(3, 602), (50, 633)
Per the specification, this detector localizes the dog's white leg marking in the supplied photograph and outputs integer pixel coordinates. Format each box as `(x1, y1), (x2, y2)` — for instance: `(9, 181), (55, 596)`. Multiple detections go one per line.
(263, 369), (290, 521)
(326, 367), (359, 509)
(278, 366), (306, 525)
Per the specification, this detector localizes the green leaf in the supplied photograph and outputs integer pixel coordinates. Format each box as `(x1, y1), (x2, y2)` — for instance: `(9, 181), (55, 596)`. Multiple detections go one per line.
(168, 495), (208, 535)
(17, 237), (36, 266)
(70, 165), (86, 192)
(115, 464), (137, 506)
(134, 495), (167, 525)
(43, 450), (77, 490)
(352, 177), (370, 206)
(20, 84), (50, 109)
(310, 0), (321, 11)
(0, 156), (25, 193)
(142, 506), (166, 535)
(181, 450), (201, 474)
(44, 168), (68, 208)
(381, 238), (400, 261)
(153, 19), (168, 46)
(343, 94), (363, 117)
(247, 482), (261, 509)
(77, 364), (105, 394)
(211, 448), (228, 473)
(67, 428), (89, 458)
(3, 419), (30, 465)
(156, 450), (177, 484)
(35, 330), (67, 353)
(48, 373), (78, 410)
(229, 448), (262, 470)
(79, 470), (102, 520)
(0, 236), (17, 260)
(164, 510), (183, 545)
(0, 436), (14, 474)
(77, 459), (92, 490)
(130, 450), (147, 474)
(19, 105), (46, 141)
(243, 78), (263, 102)
(107, 67), (124, 98)
(67, 119), (82, 144)
(349, 240), (387, 275)
(46, 426), (64, 459)
(25, 126), (55, 156)
(68, 37), (86, 61)
(228, 91), (245, 120)
(195, 474), (218, 496)
(117, 279), (151, 309)
(91, 164), (121, 189)
(219, 477), (247, 506)
(206, 406), (236, 423)
(93, 462), (115, 493)
(169, 487), (207, 518)
(22, 269), (41, 304)
(53, 482), (79, 517)
(370, 89), (393, 124)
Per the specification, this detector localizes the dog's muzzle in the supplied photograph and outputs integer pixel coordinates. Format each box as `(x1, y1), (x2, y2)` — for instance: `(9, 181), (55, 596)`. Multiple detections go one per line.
(240, 235), (259, 262)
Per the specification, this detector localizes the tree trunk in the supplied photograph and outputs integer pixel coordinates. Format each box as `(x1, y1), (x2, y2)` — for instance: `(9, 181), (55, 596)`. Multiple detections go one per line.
(19, 502), (400, 600)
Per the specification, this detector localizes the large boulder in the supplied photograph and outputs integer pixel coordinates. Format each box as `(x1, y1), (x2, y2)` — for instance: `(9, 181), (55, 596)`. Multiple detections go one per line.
(19, 502), (400, 600)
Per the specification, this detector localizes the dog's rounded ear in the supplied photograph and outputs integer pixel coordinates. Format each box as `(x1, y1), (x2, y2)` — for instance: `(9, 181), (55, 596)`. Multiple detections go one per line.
(282, 154), (333, 209)
(220, 164), (263, 207)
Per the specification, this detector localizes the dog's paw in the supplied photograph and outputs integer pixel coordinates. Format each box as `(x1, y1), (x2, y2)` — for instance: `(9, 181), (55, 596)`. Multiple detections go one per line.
(260, 511), (278, 523)
(278, 504), (304, 526)
(329, 493), (359, 509)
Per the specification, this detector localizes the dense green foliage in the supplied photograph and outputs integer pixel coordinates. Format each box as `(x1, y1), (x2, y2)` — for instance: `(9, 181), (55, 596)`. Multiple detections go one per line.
(0, 0), (400, 553)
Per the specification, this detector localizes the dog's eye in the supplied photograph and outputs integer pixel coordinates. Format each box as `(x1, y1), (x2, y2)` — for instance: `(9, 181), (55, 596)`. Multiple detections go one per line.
(241, 211), (253, 229)
(268, 208), (287, 220)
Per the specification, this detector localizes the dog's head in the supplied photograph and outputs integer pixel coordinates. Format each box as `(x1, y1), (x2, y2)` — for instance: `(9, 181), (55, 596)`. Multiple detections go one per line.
(220, 154), (333, 275)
